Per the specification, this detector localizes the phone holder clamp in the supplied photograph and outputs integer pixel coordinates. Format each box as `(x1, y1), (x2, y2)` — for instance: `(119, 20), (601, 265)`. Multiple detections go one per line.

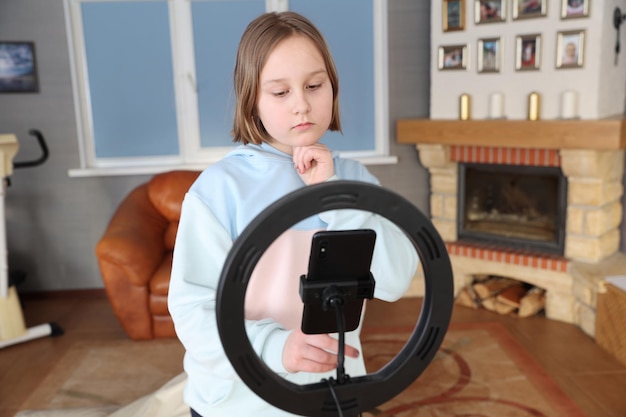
(299, 273), (375, 309)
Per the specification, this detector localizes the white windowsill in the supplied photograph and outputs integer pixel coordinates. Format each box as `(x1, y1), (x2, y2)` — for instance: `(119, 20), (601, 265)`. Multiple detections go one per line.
(67, 155), (399, 178)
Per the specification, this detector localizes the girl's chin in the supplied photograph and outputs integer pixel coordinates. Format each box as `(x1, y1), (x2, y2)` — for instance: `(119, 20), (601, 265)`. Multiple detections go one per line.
(295, 134), (324, 146)
(267, 135), (323, 151)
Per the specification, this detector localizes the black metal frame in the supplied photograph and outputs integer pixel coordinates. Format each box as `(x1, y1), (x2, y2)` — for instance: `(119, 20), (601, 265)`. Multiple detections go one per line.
(457, 163), (568, 255)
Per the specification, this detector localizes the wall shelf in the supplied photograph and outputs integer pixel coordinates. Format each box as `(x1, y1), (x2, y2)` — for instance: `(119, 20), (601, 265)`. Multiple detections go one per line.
(396, 116), (626, 150)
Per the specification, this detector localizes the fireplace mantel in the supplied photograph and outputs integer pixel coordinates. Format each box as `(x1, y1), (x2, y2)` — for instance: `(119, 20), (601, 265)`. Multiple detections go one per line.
(397, 116), (626, 150)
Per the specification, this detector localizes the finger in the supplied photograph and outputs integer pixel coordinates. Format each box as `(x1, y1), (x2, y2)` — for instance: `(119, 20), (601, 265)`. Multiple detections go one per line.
(293, 147), (313, 166)
(309, 334), (360, 359)
(295, 359), (337, 374)
(283, 354), (336, 374)
(284, 345), (338, 373)
(292, 148), (309, 173)
(292, 145), (334, 183)
(293, 144), (326, 165)
(343, 344), (360, 358)
(301, 342), (340, 366)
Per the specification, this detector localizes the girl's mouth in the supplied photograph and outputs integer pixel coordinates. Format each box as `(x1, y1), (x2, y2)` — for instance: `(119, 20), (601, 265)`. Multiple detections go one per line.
(294, 122), (313, 130)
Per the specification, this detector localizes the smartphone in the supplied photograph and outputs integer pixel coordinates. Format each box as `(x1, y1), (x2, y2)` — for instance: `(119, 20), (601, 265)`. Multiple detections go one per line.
(300, 229), (376, 334)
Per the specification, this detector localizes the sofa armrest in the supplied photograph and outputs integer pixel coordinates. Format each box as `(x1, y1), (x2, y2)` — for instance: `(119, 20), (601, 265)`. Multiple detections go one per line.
(96, 183), (169, 288)
(148, 170), (200, 221)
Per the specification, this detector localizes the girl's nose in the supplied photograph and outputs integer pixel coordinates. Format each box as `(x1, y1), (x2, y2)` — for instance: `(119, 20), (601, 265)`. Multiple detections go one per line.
(292, 91), (311, 115)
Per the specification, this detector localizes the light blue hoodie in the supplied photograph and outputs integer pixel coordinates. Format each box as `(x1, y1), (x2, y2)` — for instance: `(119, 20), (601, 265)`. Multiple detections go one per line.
(168, 143), (418, 416)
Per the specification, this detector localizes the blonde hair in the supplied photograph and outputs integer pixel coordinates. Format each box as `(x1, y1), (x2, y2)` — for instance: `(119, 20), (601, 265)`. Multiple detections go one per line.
(232, 11), (341, 144)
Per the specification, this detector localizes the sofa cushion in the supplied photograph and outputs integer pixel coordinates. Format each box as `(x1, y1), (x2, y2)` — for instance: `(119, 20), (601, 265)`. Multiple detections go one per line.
(96, 184), (168, 288)
(153, 315), (176, 338)
(150, 293), (169, 316)
(151, 252), (174, 296)
(164, 222), (179, 250)
(98, 170), (202, 339)
(148, 171), (200, 222)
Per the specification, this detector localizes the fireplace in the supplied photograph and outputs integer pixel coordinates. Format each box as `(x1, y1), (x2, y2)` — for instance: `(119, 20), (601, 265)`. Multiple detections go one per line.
(395, 118), (626, 338)
(458, 163), (567, 255)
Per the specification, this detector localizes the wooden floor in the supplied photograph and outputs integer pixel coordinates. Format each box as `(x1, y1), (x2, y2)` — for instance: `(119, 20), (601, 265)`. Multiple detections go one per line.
(1, 291), (626, 417)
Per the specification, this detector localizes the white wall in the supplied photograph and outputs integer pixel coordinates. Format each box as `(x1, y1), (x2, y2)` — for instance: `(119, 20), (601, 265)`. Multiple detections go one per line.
(430, 0), (626, 120)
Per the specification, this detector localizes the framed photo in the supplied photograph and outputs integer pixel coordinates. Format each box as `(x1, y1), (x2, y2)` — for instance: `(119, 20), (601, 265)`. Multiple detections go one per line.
(512, 0), (547, 20)
(0, 41), (39, 93)
(443, 0), (465, 31)
(515, 34), (541, 71)
(438, 44), (469, 70)
(478, 37), (501, 73)
(561, 0), (590, 19)
(475, 0), (506, 24)
(556, 30), (585, 68)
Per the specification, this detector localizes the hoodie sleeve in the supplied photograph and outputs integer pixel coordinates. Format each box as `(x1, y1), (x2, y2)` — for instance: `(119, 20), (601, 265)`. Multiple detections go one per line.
(320, 161), (420, 302)
(168, 192), (290, 379)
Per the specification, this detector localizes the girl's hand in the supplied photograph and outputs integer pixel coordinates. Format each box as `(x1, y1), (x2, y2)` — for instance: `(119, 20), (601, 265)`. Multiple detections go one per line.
(292, 144), (335, 185)
(282, 328), (359, 373)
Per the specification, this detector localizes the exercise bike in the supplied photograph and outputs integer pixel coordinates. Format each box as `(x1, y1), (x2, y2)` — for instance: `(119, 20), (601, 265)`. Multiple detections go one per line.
(0, 129), (63, 349)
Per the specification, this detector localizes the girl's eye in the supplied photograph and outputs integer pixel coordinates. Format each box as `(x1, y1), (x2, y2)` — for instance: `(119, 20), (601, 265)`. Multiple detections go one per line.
(306, 83), (322, 90)
(272, 90), (288, 97)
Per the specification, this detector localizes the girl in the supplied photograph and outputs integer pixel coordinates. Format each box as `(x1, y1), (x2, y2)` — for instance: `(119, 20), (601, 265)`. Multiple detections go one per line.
(168, 11), (418, 416)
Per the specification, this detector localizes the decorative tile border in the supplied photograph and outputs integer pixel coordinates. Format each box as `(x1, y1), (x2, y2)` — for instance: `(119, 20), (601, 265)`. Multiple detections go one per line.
(446, 241), (569, 273)
(450, 146), (560, 166)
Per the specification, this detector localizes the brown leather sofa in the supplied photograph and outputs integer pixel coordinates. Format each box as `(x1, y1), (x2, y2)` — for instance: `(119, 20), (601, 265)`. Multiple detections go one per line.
(96, 170), (201, 340)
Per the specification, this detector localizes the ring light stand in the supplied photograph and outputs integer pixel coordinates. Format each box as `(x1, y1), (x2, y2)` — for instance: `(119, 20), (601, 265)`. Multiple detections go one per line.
(217, 181), (454, 416)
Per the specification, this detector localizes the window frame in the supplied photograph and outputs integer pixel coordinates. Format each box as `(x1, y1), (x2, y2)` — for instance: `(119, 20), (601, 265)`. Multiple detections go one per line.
(64, 0), (393, 177)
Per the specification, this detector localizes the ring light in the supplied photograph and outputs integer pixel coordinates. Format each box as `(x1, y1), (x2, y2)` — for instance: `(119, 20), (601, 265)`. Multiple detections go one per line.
(217, 181), (454, 416)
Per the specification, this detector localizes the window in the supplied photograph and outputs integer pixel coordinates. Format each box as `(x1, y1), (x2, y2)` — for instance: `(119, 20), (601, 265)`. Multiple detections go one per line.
(64, 0), (392, 177)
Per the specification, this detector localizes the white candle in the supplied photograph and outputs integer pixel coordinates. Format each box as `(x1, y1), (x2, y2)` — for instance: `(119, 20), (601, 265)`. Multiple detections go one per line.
(528, 92), (541, 121)
(489, 92), (504, 119)
(560, 90), (578, 119)
(459, 94), (471, 120)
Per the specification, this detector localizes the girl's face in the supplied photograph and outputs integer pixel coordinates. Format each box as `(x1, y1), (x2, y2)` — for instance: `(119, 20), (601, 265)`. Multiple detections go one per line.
(256, 35), (333, 155)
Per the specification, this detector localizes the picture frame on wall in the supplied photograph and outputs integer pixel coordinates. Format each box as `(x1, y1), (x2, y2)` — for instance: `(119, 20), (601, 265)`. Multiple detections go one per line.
(478, 37), (501, 73)
(0, 41), (39, 93)
(443, 0), (465, 31)
(438, 44), (468, 70)
(512, 0), (547, 20)
(556, 30), (585, 68)
(475, 0), (506, 24)
(561, 0), (590, 19)
(515, 34), (541, 71)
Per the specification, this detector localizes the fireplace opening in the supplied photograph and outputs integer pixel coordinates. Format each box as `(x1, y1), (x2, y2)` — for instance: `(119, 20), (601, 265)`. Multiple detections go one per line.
(458, 163), (567, 255)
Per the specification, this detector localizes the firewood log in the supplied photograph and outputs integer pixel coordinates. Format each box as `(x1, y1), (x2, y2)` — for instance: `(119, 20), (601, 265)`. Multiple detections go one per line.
(518, 287), (546, 317)
(472, 274), (491, 283)
(457, 284), (482, 309)
(481, 297), (497, 311)
(455, 287), (479, 309)
(473, 277), (518, 300)
(495, 300), (517, 315)
(496, 283), (528, 308)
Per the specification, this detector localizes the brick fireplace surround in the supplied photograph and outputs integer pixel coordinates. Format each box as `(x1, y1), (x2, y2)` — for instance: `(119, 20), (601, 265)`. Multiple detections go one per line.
(397, 118), (626, 337)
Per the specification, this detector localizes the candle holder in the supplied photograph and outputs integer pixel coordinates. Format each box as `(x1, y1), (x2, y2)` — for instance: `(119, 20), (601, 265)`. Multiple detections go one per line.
(459, 93), (471, 120)
(488, 92), (505, 119)
(527, 92), (541, 121)
(560, 90), (579, 119)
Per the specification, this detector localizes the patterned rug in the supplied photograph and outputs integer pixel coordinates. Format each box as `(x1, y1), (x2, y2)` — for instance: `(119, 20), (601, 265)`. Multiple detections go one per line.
(19, 338), (185, 413)
(361, 322), (587, 417)
(19, 323), (587, 416)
